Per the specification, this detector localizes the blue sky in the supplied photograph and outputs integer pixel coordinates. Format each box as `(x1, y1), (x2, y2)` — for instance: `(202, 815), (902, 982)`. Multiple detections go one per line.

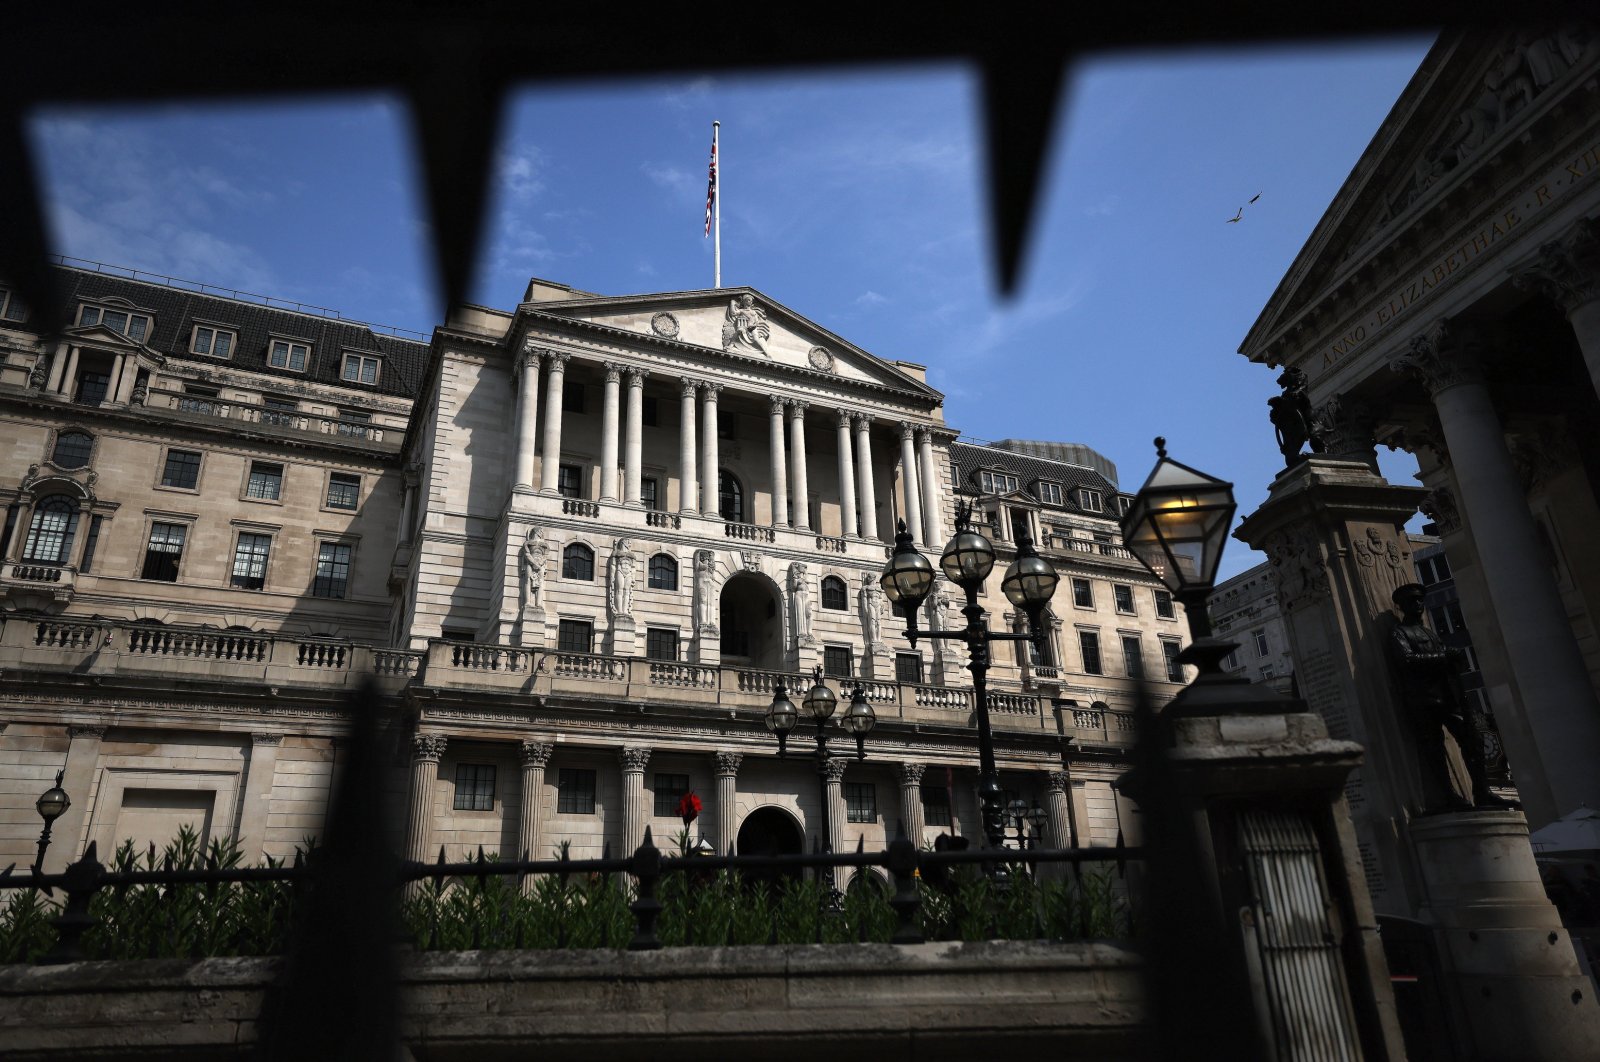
(28, 35), (1435, 579)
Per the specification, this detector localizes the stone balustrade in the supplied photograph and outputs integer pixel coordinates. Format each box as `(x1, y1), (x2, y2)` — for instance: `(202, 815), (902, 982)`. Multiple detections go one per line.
(144, 388), (395, 448)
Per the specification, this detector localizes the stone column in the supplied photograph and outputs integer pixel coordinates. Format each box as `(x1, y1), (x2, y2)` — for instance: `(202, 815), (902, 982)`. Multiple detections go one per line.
(618, 745), (652, 854)
(787, 400), (811, 531)
(713, 751), (743, 855)
(854, 415), (879, 540)
(46, 724), (105, 873)
(518, 740), (553, 865)
(1393, 320), (1600, 823)
(897, 762), (925, 841)
(1044, 770), (1073, 850)
(236, 733), (282, 863)
(678, 378), (699, 515)
(599, 362), (622, 502)
(898, 423), (924, 545)
(1514, 215), (1600, 401)
(538, 352), (571, 493)
(405, 734), (447, 864)
(56, 345), (79, 398)
(513, 346), (542, 489)
(768, 396), (789, 527)
(44, 343), (69, 394)
(917, 428), (943, 546)
(820, 757), (848, 859)
(836, 409), (858, 537)
(106, 355), (127, 407)
(624, 368), (648, 505)
(700, 384), (723, 516)
(114, 355), (140, 404)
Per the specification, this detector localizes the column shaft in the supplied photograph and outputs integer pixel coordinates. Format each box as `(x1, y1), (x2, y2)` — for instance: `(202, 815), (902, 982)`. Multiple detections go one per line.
(48, 725), (105, 873)
(106, 355), (126, 406)
(714, 751), (743, 855)
(855, 416), (879, 540)
(619, 746), (652, 854)
(114, 356), (139, 404)
(600, 363), (622, 501)
(836, 411), (858, 537)
(406, 735), (447, 863)
(624, 369), (647, 505)
(701, 386), (722, 515)
(44, 343), (68, 394)
(514, 350), (542, 488)
(679, 379), (699, 514)
(518, 741), (553, 867)
(236, 733), (282, 863)
(58, 346), (80, 398)
(822, 759), (848, 859)
(538, 354), (570, 493)
(1044, 771), (1074, 849)
(897, 762), (926, 841)
(788, 401), (811, 531)
(918, 429), (942, 546)
(899, 424), (924, 545)
(769, 397), (789, 527)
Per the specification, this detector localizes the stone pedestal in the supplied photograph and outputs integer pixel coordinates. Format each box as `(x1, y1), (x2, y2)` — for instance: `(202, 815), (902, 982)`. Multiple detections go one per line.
(517, 607), (547, 648)
(860, 645), (892, 681)
(608, 616), (637, 657)
(1410, 810), (1600, 1061)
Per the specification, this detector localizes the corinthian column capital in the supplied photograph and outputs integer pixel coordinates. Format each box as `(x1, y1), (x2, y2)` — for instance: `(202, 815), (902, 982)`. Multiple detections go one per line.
(519, 740), (554, 768)
(602, 362), (623, 384)
(681, 377), (701, 399)
(546, 351), (572, 370)
(411, 734), (448, 763)
(820, 756), (850, 783)
(1513, 216), (1600, 313)
(619, 745), (652, 773)
(516, 344), (545, 376)
(899, 421), (916, 442)
(627, 367), (650, 385)
(1389, 318), (1487, 396)
(898, 762), (926, 786)
(1046, 770), (1070, 793)
(714, 750), (744, 778)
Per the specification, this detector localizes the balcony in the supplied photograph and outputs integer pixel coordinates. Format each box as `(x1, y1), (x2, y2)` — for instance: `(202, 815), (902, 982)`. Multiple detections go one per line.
(0, 562), (76, 606)
(143, 388), (397, 451)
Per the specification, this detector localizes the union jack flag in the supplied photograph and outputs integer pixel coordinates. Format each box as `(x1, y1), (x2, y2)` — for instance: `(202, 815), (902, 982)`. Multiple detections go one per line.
(704, 131), (717, 236)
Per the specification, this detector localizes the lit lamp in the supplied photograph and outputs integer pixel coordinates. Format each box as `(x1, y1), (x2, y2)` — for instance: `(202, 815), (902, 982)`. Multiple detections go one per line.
(33, 768), (70, 875)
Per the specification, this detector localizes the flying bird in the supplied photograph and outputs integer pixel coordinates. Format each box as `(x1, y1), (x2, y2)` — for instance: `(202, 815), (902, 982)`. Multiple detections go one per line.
(1227, 208), (1243, 224)
(1249, 192), (1262, 204)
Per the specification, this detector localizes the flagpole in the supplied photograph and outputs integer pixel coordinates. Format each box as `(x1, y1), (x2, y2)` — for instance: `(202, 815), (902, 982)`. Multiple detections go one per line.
(713, 120), (722, 289)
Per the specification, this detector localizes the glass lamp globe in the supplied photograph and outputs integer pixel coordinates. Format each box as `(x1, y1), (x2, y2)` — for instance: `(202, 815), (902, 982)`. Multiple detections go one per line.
(36, 773), (70, 823)
(802, 670), (839, 722)
(1001, 537), (1059, 610)
(1027, 802), (1048, 834)
(841, 685), (876, 736)
(880, 521), (936, 613)
(939, 528), (996, 588)
(765, 684), (798, 736)
(1120, 438), (1237, 598)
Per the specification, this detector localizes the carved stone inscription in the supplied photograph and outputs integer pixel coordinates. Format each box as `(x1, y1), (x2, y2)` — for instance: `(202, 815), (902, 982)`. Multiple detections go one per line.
(1297, 645), (1351, 741)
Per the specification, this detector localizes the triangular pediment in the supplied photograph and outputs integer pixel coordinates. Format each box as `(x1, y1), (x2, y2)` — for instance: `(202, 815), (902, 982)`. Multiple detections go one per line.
(522, 284), (939, 397)
(62, 324), (150, 352)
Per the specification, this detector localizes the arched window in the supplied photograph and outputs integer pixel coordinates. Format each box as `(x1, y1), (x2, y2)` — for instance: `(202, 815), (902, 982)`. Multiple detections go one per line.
(561, 543), (595, 581)
(718, 471), (744, 523)
(820, 575), (848, 610)
(648, 553), (678, 590)
(50, 431), (93, 469)
(23, 497), (79, 564)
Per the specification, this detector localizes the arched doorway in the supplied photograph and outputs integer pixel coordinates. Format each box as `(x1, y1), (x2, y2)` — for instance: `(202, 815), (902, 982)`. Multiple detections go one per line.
(719, 572), (784, 670)
(735, 806), (803, 890)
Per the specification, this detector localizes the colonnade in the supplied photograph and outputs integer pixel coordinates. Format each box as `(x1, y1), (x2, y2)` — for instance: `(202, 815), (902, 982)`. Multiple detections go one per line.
(40, 343), (143, 406)
(509, 343), (947, 543)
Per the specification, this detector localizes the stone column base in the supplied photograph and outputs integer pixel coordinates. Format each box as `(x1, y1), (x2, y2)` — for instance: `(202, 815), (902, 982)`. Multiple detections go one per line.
(1411, 809), (1600, 1060)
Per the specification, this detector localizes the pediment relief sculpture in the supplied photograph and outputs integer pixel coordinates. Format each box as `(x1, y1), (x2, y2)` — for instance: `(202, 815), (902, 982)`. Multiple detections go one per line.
(721, 294), (771, 357)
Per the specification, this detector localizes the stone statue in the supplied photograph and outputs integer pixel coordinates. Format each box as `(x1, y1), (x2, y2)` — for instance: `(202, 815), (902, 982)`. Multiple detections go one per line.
(721, 293), (771, 357)
(858, 572), (883, 647)
(1267, 366), (1324, 468)
(693, 550), (719, 632)
(926, 580), (953, 633)
(519, 528), (547, 611)
(1387, 583), (1512, 813)
(788, 562), (813, 646)
(608, 538), (637, 618)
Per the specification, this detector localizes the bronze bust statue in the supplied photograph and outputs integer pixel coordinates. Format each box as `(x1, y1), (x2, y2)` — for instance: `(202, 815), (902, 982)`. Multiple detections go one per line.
(1387, 583), (1513, 813)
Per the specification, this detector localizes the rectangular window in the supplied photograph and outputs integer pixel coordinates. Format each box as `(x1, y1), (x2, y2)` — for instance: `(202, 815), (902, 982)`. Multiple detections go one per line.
(311, 541), (352, 599)
(1260, 665), (1276, 680)
(1121, 635), (1144, 678)
(1037, 482), (1063, 505)
(557, 464), (582, 499)
(75, 371), (110, 405)
(161, 449), (202, 490)
(1072, 578), (1093, 608)
(1009, 508), (1031, 543)
(340, 352), (381, 386)
(326, 473), (361, 510)
(557, 619), (594, 654)
(979, 471), (1019, 494)
(1155, 590), (1175, 619)
(246, 462), (284, 501)
(79, 514), (104, 574)
(1113, 584), (1135, 614)
(641, 476), (660, 512)
(0, 287), (27, 322)
(1446, 601), (1466, 633)
(262, 396), (297, 427)
(823, 645), (854, 678)
(556, 768), (596, 815)
(562, 381), (584, 413)
(191, 326), (235, 359)
(1079, 489), (1103, 513)
(1079, 630), (1103, 675)
(645, 627), (679, 661)
(452, 764), (496, 812)
(653, 774), (690, 818)
(922, 786), (952, 827)
(141, 522), (187, 582)
(895, 652), (924, 684)
(1461, 645), (1480, 673)
(79, 306), (151, 341)
(231, 532), (272, 590)
(845, 782), (877, 824)
(178, 384), (221, 415)
(268, 339), (310, 372)
(1253, 629), (1269, 657)
(1161, 639), (1183, 683)
(336, 410), (372, 439)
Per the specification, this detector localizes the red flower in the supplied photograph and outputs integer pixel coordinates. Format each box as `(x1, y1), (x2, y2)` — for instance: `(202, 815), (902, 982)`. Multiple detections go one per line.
(677, 790), (703, 826)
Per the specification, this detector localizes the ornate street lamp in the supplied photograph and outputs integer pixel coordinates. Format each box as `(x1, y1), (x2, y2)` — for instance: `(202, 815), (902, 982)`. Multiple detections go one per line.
(880, 506), (1058, 851)
(33, 768), (70, 875)
(1005, 797), (1048, 851)
(839, 684), (877, 760)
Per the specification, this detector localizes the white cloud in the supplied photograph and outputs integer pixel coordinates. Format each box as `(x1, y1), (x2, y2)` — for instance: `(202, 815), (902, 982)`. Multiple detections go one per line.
(664, 77), (715, 111)
(497, 142), (546, 199)
(642, 162), (697, 199)
(854, 290), (887, 307)
(1084, 194), (1121, 218)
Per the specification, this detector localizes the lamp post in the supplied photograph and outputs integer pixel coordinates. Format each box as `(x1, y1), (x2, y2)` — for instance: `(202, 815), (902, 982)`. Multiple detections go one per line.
(1005, 797), (1048, 852)
(33, 768), (70, 876)
(879, 505), (1058, 851)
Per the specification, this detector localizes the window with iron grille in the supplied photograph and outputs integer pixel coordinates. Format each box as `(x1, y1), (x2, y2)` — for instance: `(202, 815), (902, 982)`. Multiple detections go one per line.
(141, 522), (187, 582)
(22, 497), (77, 564)
(341, 352), (381, 385)
(74, 370), (110, 405)
(1155, 590), (1175, 619)
(895, 652), (923, 684)
(648, 553), (677, 589)
(845, 782), (877, 824)
(1071, 578), (1093, 608)
(653, 773), (689, 818)
(1121, 635), (1144, 678)
(312, 541), (352, 598)
(1161, 638), (1183, 682)
(453, 764), (495, 811)
(557, 464), (582, 498)
(326, 473), (361, 510)
(557, 619), (593, 654)
(922, 786), (952, 827)
(191, 325), (235, 358)
(1113, 584), (1135, 614)
(51, 431), (93, 469)
(246, 462), (284, 500)
(823, 645), (853, 678)
(1079, 630), (1102, 675)
(268, 339), (310, 372)
(79, 514), (104, 574)
(231, 533), (271, 590)
(556, 768), (596, 814)
(645, 628), (678, 661)
(562, 543), (594, 580)
(160, 449), (201, 490)
(820, 575), (847, 610)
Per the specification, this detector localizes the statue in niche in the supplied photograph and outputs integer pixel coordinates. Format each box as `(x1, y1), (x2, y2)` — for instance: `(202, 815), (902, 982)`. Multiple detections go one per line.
(722, 293), (772, 357)
(788, 562), (814, 646)
(519, 528), (547, 611)
(926, 580), (954, 634)
(1267, 366), (1325, 468)
(858, 573), (883, 648)
(693, 550), (719, 632)
(1387, 583), (1514, 813)
(609, 539), (637, 618)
